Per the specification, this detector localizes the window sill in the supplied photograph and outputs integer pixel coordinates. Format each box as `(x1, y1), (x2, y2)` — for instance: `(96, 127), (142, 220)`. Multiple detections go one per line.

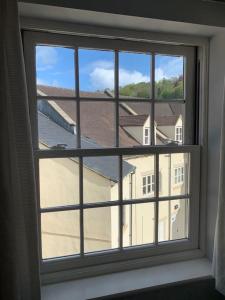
(41, 257), (212, 300)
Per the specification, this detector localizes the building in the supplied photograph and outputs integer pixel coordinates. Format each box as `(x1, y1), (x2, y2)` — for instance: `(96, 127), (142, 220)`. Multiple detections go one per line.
(37, 85), (188, 258)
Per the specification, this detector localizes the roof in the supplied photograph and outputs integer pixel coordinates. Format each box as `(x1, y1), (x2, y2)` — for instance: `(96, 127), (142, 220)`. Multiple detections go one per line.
(38, 111), (135, 182)
(119, 115), (149, 127)
(156, 115), (179, 126)
(37, 85), (108, 98)
(37, 85), (182, 145)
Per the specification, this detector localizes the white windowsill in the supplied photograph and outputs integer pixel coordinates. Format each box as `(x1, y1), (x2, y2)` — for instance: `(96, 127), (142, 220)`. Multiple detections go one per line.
(41, 258), (212, 300)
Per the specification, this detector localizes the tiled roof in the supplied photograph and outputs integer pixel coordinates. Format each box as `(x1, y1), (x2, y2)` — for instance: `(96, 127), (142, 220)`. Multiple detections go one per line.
(119, 114), (149, 127)
(38, 111), (135, 181)
(156, 115), (179, 126)
(37, 85), (182, 145)
(37, 85), (108, 98)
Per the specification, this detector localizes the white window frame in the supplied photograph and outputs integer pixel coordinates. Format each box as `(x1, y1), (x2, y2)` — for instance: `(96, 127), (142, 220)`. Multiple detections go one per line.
(23, 29), (204, 284)
(175, 126), (183, 143)
(142, 174), (155, 195)
(143, 127), (150, 145)
(174, 166), (185, 185)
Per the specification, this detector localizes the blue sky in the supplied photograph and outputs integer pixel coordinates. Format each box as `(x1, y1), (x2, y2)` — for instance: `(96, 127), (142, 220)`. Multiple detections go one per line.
(36, 46), (183, 91)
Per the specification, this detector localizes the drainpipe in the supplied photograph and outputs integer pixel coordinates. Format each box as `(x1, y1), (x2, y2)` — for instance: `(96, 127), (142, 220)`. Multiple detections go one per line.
(168, 154), (172, 240)
(129, 172), (134, 246)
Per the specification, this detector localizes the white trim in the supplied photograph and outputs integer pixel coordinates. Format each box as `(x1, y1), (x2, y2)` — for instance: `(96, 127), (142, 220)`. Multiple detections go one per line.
(22, 22), (208, 284)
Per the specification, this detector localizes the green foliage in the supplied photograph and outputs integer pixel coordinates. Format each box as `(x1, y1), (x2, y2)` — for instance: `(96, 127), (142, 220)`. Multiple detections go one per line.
(119, 76), (183, 99)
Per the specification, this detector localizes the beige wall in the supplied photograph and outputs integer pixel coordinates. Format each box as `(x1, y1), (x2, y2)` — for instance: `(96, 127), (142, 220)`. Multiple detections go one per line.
(40, 142), (189, 258)
(40, 143), (114, 258)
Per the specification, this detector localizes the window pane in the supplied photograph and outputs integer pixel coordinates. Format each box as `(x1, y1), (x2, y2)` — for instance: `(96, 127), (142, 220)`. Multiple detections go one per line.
(80, 101), (115, 148)
(36, 46), (75, 96)
(123, 203), (155, 247)
(39, 158), (79, 208)
(41, 210), (80, 259)
(155, 55), (184, 100)
(159, 153), (190, 197)
(79, 49), (114, 97)
(119, 102), (151, 146)
(84, 206), (119, 253)
(119, 52), (151, 99)
(122, 155), (155, 200)
(83, 156), (119, 203)
(155, 103), (185, 145)
(38, 99), (77, 149)
(158, 199), (189, 242)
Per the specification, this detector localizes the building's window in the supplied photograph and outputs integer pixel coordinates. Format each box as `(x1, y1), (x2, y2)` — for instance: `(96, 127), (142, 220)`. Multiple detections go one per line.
(142, 174), (155, 195)
(174, 166), (184, 184)
(24, 31), (200, 278)
(175, 126), (183, 143)
(143, 127), (150, 145)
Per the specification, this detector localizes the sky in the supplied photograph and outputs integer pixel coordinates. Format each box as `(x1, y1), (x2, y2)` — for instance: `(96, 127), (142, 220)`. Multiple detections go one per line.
(36, 46), (183, 92)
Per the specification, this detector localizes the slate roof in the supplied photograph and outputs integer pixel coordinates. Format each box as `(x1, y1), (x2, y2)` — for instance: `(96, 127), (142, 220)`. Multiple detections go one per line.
(38, 111), (135, 182)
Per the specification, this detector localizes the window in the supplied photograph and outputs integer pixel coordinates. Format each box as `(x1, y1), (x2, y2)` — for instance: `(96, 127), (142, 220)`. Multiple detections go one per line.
(24, 31), (200, 280)
(174, 166), (184, 184)
(143, 127), (150, 145)
(143, 174), (155, 195)
(175, 126), (183, 143)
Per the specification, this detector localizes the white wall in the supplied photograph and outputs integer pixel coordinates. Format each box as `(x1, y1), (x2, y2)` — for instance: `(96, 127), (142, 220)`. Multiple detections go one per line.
(207, 33), (225, 259)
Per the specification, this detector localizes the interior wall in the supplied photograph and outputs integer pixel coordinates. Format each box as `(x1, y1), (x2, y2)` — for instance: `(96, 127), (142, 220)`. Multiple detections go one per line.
(207, 33), (225, 259)
(20, 0), (225, 28)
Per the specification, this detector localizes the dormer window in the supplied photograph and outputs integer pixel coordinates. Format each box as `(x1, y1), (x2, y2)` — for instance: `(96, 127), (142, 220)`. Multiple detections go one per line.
(144, 127), (150, 145)
(175, 126), (183, 143)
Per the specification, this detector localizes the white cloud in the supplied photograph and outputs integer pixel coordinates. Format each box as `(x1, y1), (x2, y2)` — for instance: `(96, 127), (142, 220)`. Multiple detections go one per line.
(155, 56), (183, 81)
(89, 65), (149, 90)
(155, 68), (168, 82)
(36, 46), (58, 71)
(119, 69), (149, 86)
(37, 78), (59, 87)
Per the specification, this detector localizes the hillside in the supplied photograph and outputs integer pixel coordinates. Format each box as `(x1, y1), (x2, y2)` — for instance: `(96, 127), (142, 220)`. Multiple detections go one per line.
(119, 76), (183, 99)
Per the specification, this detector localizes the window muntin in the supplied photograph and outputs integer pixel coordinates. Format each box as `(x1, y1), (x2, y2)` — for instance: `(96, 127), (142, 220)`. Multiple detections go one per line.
(25, 31), (199, 274)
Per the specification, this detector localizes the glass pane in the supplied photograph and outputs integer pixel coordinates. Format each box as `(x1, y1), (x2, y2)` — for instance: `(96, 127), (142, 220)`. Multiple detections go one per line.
(79, 49), (114, 97)
(36, 45), (75, 96)
(155, 55), (184, 100)
(38, 99), (77, 149)
(155, 103), (185, 145)
(80, 101), (115, 148)
(83, 156), (119, 203)
(84, 206), (119, 253)
(119, 102), (151, 146)
(158, 199), (189, 242)
(119, 52), (151, 99)
(122, 155), (155, 200)
(39, 158), (79, 208)
(159, 153), (190, 197)
(123, 203), (155, 247)
(41, 210), (80, 259)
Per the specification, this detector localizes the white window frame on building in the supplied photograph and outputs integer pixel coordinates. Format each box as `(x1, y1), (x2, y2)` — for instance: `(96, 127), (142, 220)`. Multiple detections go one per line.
(142, 174), (155, 195)
(174, 166), (185, 185)
(143, 127), (150, 145)
(23, 29), (203, 284)
(175, 126), (183, 143)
